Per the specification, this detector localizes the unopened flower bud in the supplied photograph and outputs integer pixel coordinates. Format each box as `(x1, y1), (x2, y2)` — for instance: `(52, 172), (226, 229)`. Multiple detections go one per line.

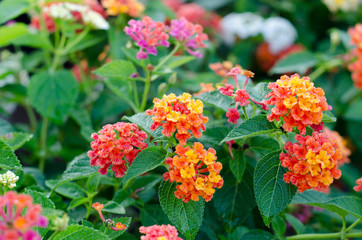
(52, 214), (69, 231)
(0, 171), (19, 189)
(104, 219), (115, 227)
(157, 83), (168, 95)
(146, 64), (154, 71)
(168, 72), (177, 85)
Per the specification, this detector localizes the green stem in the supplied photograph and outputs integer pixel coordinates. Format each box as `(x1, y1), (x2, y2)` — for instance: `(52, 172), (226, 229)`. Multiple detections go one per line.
(38, 118), (48, 173)
(242, 106), (249, 119)
(346, 219), (361, 232)
(24, 103), (37, 132)
(61, 26), (90, 55)
(309, 58), (343, 82)
(275, 133), (285, 149)
(51, 33), (67, 71)
(132, 81), (140, 108)
(122, 179), (135, 192)
(286, 231), (362, 239)
(140, 76), (151, 111)
(48, 231), (60, 240)
(153, 43), (181, 72)
(341, 216), (347, 240)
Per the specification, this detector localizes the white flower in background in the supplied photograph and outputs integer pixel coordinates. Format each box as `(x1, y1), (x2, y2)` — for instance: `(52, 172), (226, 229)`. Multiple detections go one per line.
(43, 2), (109, 30)
(221, 12), (264, 45)
(0, 171), (19, 189)
(322, 0), (360, 12)
(262, 17), (297, 54)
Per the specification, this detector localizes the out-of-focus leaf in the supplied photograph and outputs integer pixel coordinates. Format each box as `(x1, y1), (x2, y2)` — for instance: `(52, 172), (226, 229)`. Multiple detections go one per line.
(10, 33), (52, 50)
(285, 213), (305, 234)
(0, 23), (29, 47)
(0, 139), (21, 170)
(269, 51), (317, 74)
(1, 132), (32, 150)
(322, 111), (337, 123)
(94, 60), (137, 80)
(197, 91), (233, 111)
(345, 99), (362, 121)
(0, 0), (29, 25)
(70, 106), (95, 141)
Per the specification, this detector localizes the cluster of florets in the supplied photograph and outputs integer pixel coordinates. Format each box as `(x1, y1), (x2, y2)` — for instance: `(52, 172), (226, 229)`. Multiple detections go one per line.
(101, 0), (144, 17)
(0, 171), (19, 189)
(323, 127), (351, 166)
(219, 67), (268, 124)
(163, 143), (223, 202)
(354, 177), (362, 192)
(92, 203), (127, 231)
(209, 61), (237, 83)
(348, 23), (362, 89)
(88, 122), (148, 178)
(169, 17), (208, 58)
(264, 74), (330, 134)
(124, 16), (208, 59)
(124, 16), (170, 59)
(146, 93), (208, 145)
(0, 191), (48, 240)
(281, 132), (342, 193)
(139, 224), (182, 240)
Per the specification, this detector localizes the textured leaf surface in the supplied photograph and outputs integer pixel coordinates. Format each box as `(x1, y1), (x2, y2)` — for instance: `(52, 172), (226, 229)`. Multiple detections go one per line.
(0, 139), (21, 170)
(254, 151), (297, 219)
(1, 132), (32, 150)
(221, 115), (278, 143)
(0, 0), (29, 25)
(240, 230), (274, 240)
(123, 112), (162, 138)
(197, 91), (233, 111)
(141, 205), (171, 226)
(94, 60), (136, 80)
(53, 225), (111, 240)
(229, 150), (246, 182)
(247, 82), (271, 103)
(70, 106), (95, 141)
(123, 147), (167, 183)
(213, 166), (255, 225)
(102, 217), (131, 239)
(247, 136), (280, 156)
(322, 111), (337, 123)
(292, 190), (362, 218)
(159, 181), (205, 240)
(51, 153), (98, 191)
(28, 70), (78, 122)
(270, 51), (317, 74)
(198, 126), (232, 146)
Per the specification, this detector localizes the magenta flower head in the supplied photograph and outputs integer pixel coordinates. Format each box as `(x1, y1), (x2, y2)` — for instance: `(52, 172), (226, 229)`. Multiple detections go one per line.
(124, 16), (170, 59)
(0, 191), (48, 240)
(169, 17), (208, 58)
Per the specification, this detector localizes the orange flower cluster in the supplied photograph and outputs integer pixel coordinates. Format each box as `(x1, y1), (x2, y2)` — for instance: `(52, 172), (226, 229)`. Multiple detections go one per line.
(194, 83), (215, 96)
(101, 0), (144, 17)
(348, 23), (362, 89)
(146, 93), (208, 145)
(265, 74), (330, 134)
(324, 127), (351, 166)
(163, 143), (223, 202)
(281, 132), (342, 192)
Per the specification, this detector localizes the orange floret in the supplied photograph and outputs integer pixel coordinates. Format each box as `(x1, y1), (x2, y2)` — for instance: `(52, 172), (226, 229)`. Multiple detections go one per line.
(163, 142), (223, 202)
(281, 131), (342, 192)
(101, 0), (144, 17)
(323, 127), (351, 166)
(264, 74), (330, 134)
(146, 93), (208, 145)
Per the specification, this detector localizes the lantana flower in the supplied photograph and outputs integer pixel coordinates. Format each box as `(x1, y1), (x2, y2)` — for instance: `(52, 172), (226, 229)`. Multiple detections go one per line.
(0, 191), (48, 240)
(163, 142), (223, 202)
(88, 122), (148, 178)
(169, 17), (208, 58)
(353, 177), (362, 192)
(322, 0), (359, 12)
(323, 127), (351, 166)
(264, 74), (330, 134)
(146, 93), (208, 145)
(92, 203), (127, 231)
(281, 132), (342, 193)
(348, 23), (362, 89)
(124, 16), (170, 59)
(0, 171), (19, 189)
(139, 224), (182, 240)
(101, 0), (144, 17)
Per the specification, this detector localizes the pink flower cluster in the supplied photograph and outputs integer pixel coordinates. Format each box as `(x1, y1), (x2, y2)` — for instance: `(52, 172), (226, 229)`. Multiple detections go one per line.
(125, 16), (170, 59)
(169, 17), (208, 58)
(139, 224), (182, 240)
(354, 177), (362, 192)
(125, 16), (208, 59)
(0, 191), (48, 240)
(88, 122), (148, 178)
(219, 67), (268, 124)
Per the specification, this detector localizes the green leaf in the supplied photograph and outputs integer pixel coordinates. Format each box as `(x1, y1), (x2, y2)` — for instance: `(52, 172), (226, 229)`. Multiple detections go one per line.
(70, 106), (95, 141)
(0, 23), (29, 47)
(101, 217), (131, 239)
(240, 230), (274, 240)
(254, 151), (297, 220)
(246, 82), (271, 103)
(53, 225), (111, 240)
(123, 112), (162, 138)
(0, 118), (14, 135)
(269, 51), (317, 74)
(229, 150), (246, 182)
(322, 111), (337, 123)
(168, 56), (195, 69)
(140, 205), (171, 226)
(285, 213), (305, 234)
(28, 70), (78, 123)
(272, 215), (286, 237)
(159, 180), (205, 240)
(0, 0), (29, 25)
(213, 166), (255, 225)
(0, 132), (32, 150)
(196, 91), (233, 111)
(10, 33), (52, 50)
(0, 139), (21, 170)
(221, 115), (279, 143)
(66, 32), (106, 53)
(50, 153), (98, 192)
(123, 147), (167, 183)
(345, 99), (362, 121)
(198, 126), (232, 146)
(247, 136), (280, 156)
(46, 181), (86, 199)
(68, 197), (89, 210)
(94, 60), (137, 80)
(103, 201), (125, 214)
(292, 191), (362, 218)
